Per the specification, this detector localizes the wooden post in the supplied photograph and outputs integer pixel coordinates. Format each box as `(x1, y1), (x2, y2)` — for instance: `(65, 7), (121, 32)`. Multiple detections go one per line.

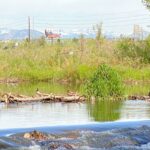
(4, 94), (9, 104)
(51, 37), (54, 44)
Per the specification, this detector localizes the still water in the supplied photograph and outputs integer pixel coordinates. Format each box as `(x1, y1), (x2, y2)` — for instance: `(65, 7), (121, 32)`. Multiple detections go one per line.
(0, 100), (150, 129)
(0, 82), (150, 129)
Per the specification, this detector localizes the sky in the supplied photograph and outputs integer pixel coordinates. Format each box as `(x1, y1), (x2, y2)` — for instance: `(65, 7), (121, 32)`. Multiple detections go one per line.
(0, 0), (150, 34)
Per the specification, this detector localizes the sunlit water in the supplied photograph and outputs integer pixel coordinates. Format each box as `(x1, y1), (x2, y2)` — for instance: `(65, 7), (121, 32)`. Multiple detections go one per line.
(0, 103), (90, 129)
(0, 100), (150, 129)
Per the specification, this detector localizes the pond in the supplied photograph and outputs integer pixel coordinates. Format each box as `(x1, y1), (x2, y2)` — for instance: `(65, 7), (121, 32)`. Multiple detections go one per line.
(0, 82), (150, 129)
(0, 82), (150, 149)
(0, 100), (150, 129)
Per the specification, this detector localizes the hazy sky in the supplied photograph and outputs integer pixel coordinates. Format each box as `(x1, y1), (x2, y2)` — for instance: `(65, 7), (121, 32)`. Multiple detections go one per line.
(0, 0), (149, 34)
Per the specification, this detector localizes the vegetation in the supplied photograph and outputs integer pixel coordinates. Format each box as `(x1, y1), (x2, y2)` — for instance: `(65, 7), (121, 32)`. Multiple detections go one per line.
(85, 64), (124, 98)
(142, 0), (150, 9)
(116, 37), (150, 63)
(0, 36), (150, 96)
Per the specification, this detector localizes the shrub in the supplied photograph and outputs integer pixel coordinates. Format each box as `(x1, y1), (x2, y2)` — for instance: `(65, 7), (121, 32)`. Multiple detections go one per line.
(85, 64), (124, 98)
(141, 36), (150, 63)
(36, 36), (46, 47)
(116, 37), (150, 63)
(116, 38), (137, 58)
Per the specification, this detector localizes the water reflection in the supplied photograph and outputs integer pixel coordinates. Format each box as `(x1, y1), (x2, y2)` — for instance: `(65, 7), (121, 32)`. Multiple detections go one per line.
(88, 100), (122, 122)
(0, 99), (150, 129)
(0, 81), (150, 129)
(0, 103), (91, 129)
(120, 100), (150, 121)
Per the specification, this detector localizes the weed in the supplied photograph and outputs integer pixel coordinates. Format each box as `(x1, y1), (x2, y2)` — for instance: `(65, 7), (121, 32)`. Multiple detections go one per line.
(85, 64), (124, 98)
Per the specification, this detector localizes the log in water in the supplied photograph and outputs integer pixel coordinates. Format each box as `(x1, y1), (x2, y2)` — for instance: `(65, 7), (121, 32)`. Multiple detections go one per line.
(0, 90), (86, 104)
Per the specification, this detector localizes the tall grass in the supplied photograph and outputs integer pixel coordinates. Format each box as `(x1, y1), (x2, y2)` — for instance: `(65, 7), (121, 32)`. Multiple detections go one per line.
(116, 37), (150, 63)
(0, 38), (150, 85)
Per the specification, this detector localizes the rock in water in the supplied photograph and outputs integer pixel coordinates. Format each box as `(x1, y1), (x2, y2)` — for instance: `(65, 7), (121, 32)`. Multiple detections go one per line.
(0, 142), (11, 149)
(23, 130), (48, 141)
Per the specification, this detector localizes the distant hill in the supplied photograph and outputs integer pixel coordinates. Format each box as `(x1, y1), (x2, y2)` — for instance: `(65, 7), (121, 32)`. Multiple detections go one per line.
(0, 28), (118, 40)
(61, 31), (117, 39)
(0, 28), (44, 40)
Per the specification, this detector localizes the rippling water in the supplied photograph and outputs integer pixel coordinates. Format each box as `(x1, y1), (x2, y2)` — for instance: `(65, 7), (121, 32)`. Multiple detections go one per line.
(0, 122), (150, 150)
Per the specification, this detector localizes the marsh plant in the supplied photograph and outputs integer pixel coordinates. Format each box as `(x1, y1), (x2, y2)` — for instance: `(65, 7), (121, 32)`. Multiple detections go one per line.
(85, 64), (124, 98)
(117, 37), (150, 63)
(0, 39), (150, 85)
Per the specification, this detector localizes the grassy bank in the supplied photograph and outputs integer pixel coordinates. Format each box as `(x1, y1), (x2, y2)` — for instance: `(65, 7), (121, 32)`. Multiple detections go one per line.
(0, 38), (150, 86)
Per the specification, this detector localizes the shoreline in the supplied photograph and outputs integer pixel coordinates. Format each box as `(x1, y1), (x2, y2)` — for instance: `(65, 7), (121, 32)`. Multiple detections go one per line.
(0, 77), (150, 84)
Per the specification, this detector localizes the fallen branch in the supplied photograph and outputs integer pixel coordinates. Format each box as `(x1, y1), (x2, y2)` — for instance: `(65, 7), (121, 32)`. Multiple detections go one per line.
(0, 91), (86, 104)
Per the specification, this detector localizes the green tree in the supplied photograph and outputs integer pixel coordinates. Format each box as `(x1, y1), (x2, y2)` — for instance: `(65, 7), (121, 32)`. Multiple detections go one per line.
(142, 0), (150, 9)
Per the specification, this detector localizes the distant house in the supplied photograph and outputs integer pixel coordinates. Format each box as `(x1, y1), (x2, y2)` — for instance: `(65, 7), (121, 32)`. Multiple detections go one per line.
(45, 30), (61, 42)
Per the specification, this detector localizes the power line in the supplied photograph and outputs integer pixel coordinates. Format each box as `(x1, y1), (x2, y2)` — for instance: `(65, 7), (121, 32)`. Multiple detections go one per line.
(1, 13), (150, 27)
(35, 13), (150, 22)
(32, 15), (150, 25)
(0, 14), (150, 35)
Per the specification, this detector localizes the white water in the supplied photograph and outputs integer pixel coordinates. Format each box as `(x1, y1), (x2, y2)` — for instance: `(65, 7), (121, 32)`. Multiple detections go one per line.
(1, 125), (150, 150)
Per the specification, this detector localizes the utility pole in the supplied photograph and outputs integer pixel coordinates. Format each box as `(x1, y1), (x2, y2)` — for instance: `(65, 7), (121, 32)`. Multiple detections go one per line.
(140, 27), (144, 40)
(32, 17), (34, 39)
(133, 24), (141, 40)
(28, 16), (31, 42)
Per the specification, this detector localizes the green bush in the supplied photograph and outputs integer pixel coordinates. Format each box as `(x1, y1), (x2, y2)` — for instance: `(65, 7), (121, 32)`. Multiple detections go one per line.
(141, 36), (150, 63)
(117, 37), (150, 63)
(85, 64), (124, 98)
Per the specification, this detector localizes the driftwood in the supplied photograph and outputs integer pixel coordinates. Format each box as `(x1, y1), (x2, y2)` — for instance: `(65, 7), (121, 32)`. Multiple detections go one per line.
(128, 95), (150, 101)
(1, 90), (149, 104)
(0, 91), (86, 104)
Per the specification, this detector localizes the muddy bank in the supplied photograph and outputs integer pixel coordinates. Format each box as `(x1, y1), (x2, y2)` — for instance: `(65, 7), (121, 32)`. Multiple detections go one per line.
(128, 93), (150, 101)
